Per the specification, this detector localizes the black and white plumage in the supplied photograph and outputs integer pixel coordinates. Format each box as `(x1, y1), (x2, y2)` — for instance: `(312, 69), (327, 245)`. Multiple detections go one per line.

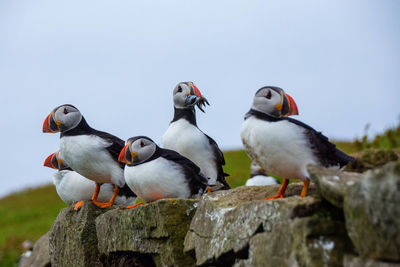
(240, 86), (355, 198)
(44, 152), (136, 206)
(245, 161), (279, 186)
(161, 82), (230, 190)
(118, 136), (208, 202)
(43, 104), (133, 209)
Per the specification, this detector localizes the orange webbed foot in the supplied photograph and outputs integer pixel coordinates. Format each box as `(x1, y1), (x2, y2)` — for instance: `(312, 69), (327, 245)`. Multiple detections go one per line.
(263, 178), (289, 201)
(73, 200), (84, 210)
(122, 202), (144, 210)
(92, 200), (113, 209)
(263, 193), (285, 200)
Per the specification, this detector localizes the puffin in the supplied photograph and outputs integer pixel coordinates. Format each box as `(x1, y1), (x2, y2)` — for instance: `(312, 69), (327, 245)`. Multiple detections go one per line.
(118, 136), (208, 208)
(161, 82), (230, 191)
(42, 104), (131, 210)
(245, 161), (279, 186)
(44, 152), (137, 206)
(240, 86), (355, 199)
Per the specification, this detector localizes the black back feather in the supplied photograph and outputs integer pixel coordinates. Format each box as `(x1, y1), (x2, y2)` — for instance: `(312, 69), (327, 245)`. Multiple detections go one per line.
(203, 133), (230, 189)
(160, 148), (208, 195)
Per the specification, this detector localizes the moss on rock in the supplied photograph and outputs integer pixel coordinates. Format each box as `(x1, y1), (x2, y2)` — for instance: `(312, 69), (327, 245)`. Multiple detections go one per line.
(96, 198), (198, 267)
(345, 149), (399, 173)
(49, 202), (112, 267)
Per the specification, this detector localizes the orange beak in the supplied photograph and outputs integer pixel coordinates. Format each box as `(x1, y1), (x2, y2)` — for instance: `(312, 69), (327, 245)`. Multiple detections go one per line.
(42, 112), (59, 133)
(118, 143), (130, 164)
(44, 152), (59, 169)
(285, 93), (299, 116)
(119, 142), (137, 164)
(191, 83), (203, 98)
(188, 82), (209, 112)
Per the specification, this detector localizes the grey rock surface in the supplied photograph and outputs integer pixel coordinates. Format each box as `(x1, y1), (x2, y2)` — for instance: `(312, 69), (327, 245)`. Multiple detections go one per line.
(308, 166), (362, 208)
(343, 162), (400, 261)
(183, 183), (352, 266)
(49, 201), (112, 267)
(96, 198), (198, 267)
(309, 162), (400, 262)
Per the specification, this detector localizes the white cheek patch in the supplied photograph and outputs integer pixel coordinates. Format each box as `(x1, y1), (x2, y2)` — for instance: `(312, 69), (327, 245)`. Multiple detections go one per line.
(54, 107), (82, 132)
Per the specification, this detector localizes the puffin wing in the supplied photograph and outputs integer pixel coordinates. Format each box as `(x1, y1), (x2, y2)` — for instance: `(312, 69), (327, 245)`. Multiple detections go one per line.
(204, 133), (226, 165)
(203, 133), (231, 189)
(287, 117), (355, 168)
(160, 149), (209, 186)
(92, 130), (126, 167)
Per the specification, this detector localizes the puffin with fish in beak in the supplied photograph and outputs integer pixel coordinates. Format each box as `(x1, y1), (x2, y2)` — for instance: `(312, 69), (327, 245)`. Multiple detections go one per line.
(161, 82), (230, 191)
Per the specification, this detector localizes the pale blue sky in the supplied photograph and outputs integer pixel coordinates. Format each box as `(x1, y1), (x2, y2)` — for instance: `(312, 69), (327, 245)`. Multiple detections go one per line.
(0, 0), (399, 197)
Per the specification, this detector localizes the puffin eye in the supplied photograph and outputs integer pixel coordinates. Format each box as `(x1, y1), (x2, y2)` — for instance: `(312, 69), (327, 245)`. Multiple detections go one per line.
(140, 141), (145, 147)
(265, 90), (272, 100)
(177, 86), (182, 93)
(63, 108), (68, 114)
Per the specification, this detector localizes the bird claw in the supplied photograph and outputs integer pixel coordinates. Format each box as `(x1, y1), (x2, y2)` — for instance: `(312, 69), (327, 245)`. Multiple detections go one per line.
(73, 200), (84, 211)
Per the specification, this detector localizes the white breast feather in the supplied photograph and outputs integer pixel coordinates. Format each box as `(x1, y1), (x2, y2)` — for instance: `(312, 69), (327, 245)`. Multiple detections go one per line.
(59, 135), (125, 187)
(124, 157), (190, 202)
(245, 175), (278, 186)
(162, 119), (218, 184)
(53, 170), (136, 205)
(240, 117), (318, 180)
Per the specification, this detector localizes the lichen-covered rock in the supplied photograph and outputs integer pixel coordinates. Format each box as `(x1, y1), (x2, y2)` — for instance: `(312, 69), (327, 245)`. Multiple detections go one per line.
(96, 198), (198, 267)
(19, 232), (50, 267)
(343, 162), (400, 261)
(183, 184), (352, 266)
(308, 165), (362, 208)
(235, 215), (352, 267)
(49, 202), (113, 267)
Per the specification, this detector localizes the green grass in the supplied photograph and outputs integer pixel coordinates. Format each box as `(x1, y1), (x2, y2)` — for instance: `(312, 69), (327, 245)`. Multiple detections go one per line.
(223, 150), (252, 187)
(0, 185), (67, 266)
(352, 124), (400, 151)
